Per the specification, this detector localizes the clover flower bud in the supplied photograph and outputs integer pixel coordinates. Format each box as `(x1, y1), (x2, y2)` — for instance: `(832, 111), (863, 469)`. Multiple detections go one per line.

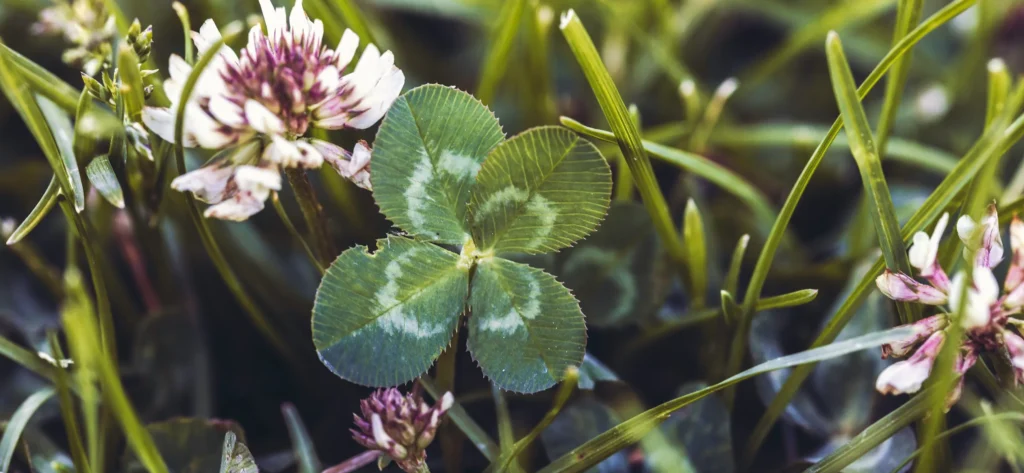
(352, 388), (453, 473)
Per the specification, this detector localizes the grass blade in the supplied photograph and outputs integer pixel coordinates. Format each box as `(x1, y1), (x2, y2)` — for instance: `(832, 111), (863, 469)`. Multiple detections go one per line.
(559, 9), (689, 283)
(476, 0), (525, 105)
(537, 326), (916, 472)
(683, 199), (708, 308)
(560, 117), (778, 232)
(806, 391), (930, 473)
(117, 44), (146, 123)
(62, 268), (169, 473)
(888, 412), (1024, 473)
(755, 289), (819, 311)
(875, 0), (923, 154)
(824, 31), (915, 322)
(86, 156), (126, 209)
(486, 368), (578, 473)
(724, 234), (750, 296)
(0, 43), (80, 112)
(38, 96), (87, 213)
(171, 2), (194, 65)
(731, 0), (978, 460)
(46, 331), (91, 473)
(0, 388), (57, 472)
(419, 376), (500, 461)
(5, 177), (60, 245)
(740, 0), (896, 90)
(281, 404), (322, 473)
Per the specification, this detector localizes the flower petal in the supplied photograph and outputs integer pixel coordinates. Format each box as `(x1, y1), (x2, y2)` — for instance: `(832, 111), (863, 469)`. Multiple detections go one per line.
(960, 205), (1004, 269)
(1004, 330), (1024, 385)
(1007, 216), (1024, 292)
(142, 107), (192, 146)
(336, 29), (359, 70)
(875, 270), (947, 305)
(880, 314), (947, 359)
(244, 100), (286, 135)
(192, 19), (222, 56)
(170, 154), (235, 203)
(876, 331), (943, 395)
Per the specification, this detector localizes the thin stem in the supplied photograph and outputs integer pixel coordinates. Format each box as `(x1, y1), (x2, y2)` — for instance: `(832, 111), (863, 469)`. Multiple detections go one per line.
(322, 450), (380, 473)
(285, 168), (337, 268)
(272, 193), (325, 274)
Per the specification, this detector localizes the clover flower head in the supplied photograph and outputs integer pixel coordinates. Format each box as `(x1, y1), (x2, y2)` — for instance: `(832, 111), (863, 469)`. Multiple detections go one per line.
(142, 0), (404, 221)
(873, 206), (1024, 408)
(351, 388), (454, 473)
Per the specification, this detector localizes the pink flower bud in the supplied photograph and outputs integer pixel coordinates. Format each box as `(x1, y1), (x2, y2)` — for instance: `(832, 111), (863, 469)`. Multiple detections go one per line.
(876, 331), (944, 395)
(880, 315), (947, 359)
(875, 271), (947, 305)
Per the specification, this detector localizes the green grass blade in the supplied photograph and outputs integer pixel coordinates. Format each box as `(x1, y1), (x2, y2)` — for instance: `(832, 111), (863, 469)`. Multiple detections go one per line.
(754, 289), (819, 311)
(476, 0), (525, 105)
(281, 404), (322, 473)
(875, 0), (923, 154)
(170, 24), (299, 366)
(744, 65), (1022, 469)
(491, 386), (517, 468)
(419, 376), (500, 461)
(724, 234), (750, 296)
(0, 388), (57, 472)
(888, 412), (1024, 473)
(824, 31), (915, 321)
(644, 122), (959, 174)
(806, 391), (930, 473)
(6, 177), (60, 245)
(486, 368), (578, 473)
(737, 0), (978, 460)
(0, 39), (79, 210)
(46, 331), (91, 473)
(117, 44), (146, 123)
(740, 0), (896, 89)
(537, 326), (915, 473)
(171, 2), (194, 65)
(37, 96), (87, 213)
(62, 268), (169, 473)
(683, 199), (708, 308)
(560, 117), (778, 232)
(0, 43), (80, 112)
(559, 10), (689, 284)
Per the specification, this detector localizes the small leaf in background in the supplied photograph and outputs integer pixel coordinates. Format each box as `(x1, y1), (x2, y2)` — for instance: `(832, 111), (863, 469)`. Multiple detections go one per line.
(555, 201), (668, 327)
(85, 155), (125, 208)
(312, 236), (467, 387)
(682, 199), (708, 307)
(657, 381), (733, 473)
(220, 431), (259, 473)
(541, 397), (630, 473)
(372, 84), (505, 244)
(123, 418), (245, 473)
(468, 257), (585, 393)
(577, 353), (619, 390)
(468, 126), (612, 255)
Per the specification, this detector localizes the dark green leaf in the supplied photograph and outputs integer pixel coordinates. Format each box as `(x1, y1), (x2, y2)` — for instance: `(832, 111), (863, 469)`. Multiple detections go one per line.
(468, 257), (585, 393)
(468, 126), (611, 255)
(372, 84), (504, 244)
(313, 236), (467, 387)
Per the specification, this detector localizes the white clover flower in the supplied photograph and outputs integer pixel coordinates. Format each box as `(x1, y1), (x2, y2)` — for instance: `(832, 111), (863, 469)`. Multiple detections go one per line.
(957, 205), (1004, 270)
(949, 267), (1000, 330)
(908, 212), (948, 280)
(143, 0), (404, 221)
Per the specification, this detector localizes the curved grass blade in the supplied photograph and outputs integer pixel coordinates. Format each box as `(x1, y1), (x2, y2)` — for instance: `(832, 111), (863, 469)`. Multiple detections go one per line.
(734, 0), (978, 460)
(888, 412), (1024, 473)
(282, 404), (322, 473)
(0, 388), (57, 473)
(825, 31), (914, 321)
(38, 96), (86, 212)
(740, 0), (896, 89)
(683, 199), (708, 308)
(724, 234), (750, 296)
(171, 2), (194, 65)
(46, 331), (91, 473)
(559, 10), (687, 283)
(755, 289), (819, 311)
(6, 177), (60, 245)
(700, 123), (959, 173)
(485, 368), (579, 473)
(86, 156), (125, 209)
(62, 268), (169, 473)
(805, 391), (930, 473)
(560, 117), (778, 233)
(419, 376), (500, 461)
(537, 326), (915, 472)
(477, 0), (526, 105)
(170, 24), (298, 366)
(0, 43), (80, 112)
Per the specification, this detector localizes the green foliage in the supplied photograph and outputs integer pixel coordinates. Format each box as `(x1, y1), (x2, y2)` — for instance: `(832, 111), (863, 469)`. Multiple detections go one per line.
(314, 84), (612, 392)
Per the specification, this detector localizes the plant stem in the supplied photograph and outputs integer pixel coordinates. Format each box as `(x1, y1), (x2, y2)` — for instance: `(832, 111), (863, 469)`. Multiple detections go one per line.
(272, 193), (324, 274)
(286, 168), (336, 268)
(322, 451), (381, 473)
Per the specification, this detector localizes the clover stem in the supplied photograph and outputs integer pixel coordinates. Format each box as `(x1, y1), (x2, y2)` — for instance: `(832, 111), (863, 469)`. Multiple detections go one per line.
(285, 168), (337, 268)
